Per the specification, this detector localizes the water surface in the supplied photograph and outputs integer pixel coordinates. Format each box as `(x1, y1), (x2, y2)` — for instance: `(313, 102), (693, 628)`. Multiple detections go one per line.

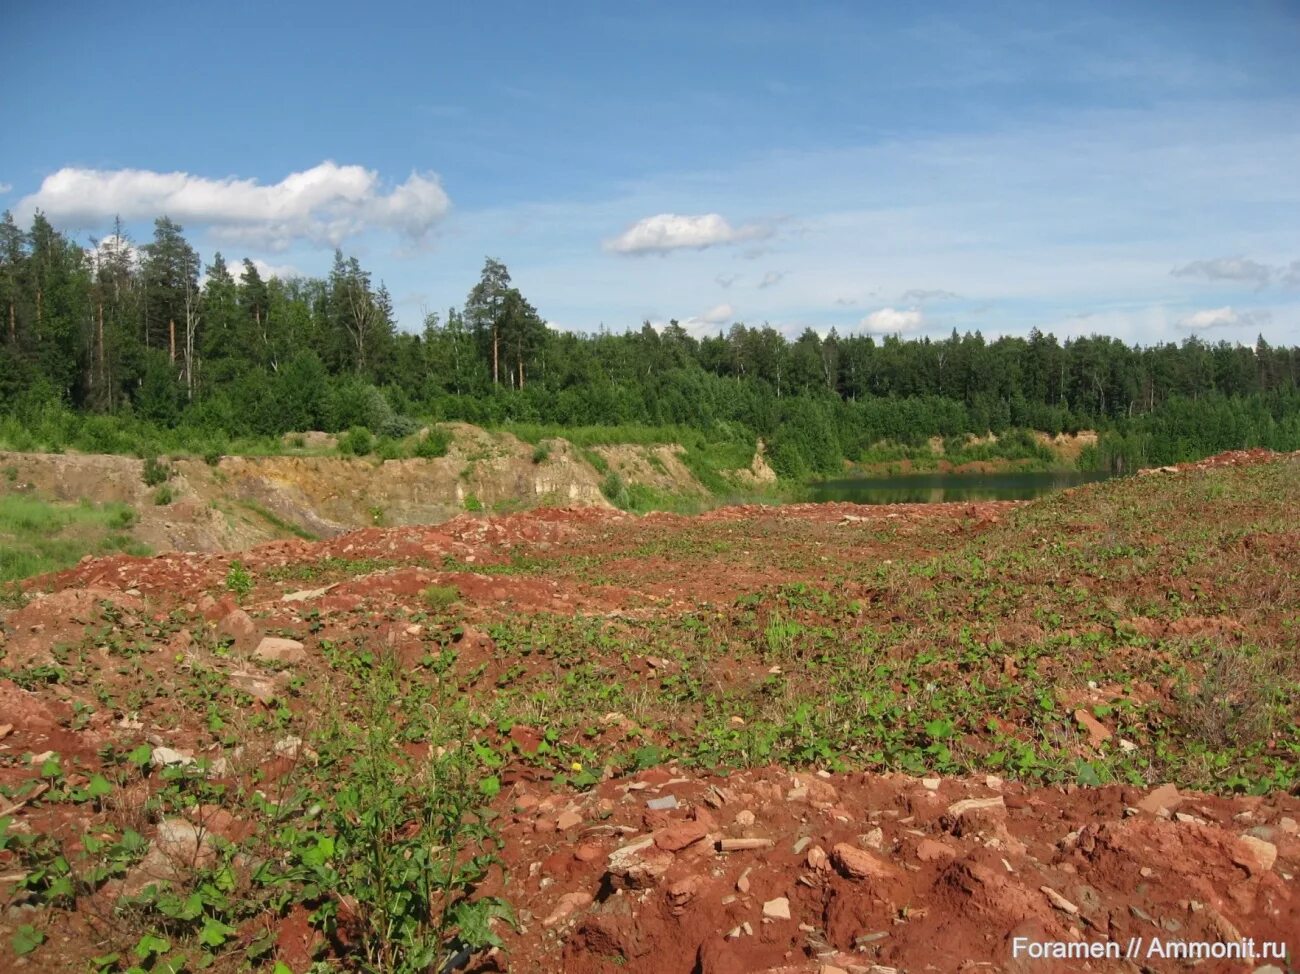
(809, 470), (1114, 505)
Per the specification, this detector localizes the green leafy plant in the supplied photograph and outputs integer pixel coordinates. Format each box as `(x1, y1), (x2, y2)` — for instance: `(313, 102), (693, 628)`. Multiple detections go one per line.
(225, 560), (253, 602)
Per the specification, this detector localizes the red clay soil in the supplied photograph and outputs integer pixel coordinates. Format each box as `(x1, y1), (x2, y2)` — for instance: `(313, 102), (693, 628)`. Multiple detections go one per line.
(4, 452), (1299, 973)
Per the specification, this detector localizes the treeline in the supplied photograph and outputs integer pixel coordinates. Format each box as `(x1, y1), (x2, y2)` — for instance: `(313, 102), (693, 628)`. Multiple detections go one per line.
(2, 211), (1299, 476)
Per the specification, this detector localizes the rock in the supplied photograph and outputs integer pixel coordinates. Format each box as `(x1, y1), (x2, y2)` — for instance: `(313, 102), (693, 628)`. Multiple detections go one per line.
(607, 836), (673, 888)
(1119, 739), (1139, 753)
(574, 842), (603, 863)
(718, 837), (774, 852)
(281, 584), (336, 603)
(556, 810), (583, 831)
(0, 723), (14, 739)
(665, 875), (703, 914)
(228, 670), (283, 704)
(946, 796), (1008, 837)
(734, 809), (756, 827)
(921, 777), (941, 792)
(762, 897), (791, 920)
(806, 845), (829, 871)
(916, 838), (956, 863)
(1239, 835), (1278, 873)
(1040, 886), (1080, 915)
(654, 821), (709, 852)
(646, 795), (679, 811)
(947, 796), (1007, 820)
(150, 746), (195, 769)
(1073, 708), (1112, 746)
(542, 891), (592, 927)
(252, 636), (307, 665)
(122, 819), (216, 895)
(861, 827), (884, 850)
(831, 843), (896, 882)
(273, 736), (310, 760)
(216, 609), (258, 647)
(1280, 817), (1298, 836)
(1136, 783), (1183, 816)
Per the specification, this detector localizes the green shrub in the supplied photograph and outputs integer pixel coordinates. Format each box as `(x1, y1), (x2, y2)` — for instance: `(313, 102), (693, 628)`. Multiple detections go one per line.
(531, 443), (550, 464)
(463, 493), (483, 512)
(421, 584), (460, 612)
(339, 426), (374, 456)
(225, 560), (253, 602)
(600, 471), (630, 508)
(414, 426), (452, 459)
(376, 437), (405, 461)
(152, 485), (174, 506)
(142, 455), (171, 487)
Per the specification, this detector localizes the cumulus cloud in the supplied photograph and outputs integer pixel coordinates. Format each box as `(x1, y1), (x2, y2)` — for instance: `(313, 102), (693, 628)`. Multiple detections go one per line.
(18, 162), (450, 250)
(900, 288), (959, 303)
(604, 213), (769, 255)
(84, 234), (138, 269)
(701, 303), (735, 324)
(757, 270), (786, 289)
(860, 307), (925, 334)
(1176, 306), (1271, 330)
(1171, 257), (1272, 287)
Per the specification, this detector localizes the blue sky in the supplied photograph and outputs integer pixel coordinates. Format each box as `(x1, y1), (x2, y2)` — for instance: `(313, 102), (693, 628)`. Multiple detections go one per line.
(4, 0), (1299, 344)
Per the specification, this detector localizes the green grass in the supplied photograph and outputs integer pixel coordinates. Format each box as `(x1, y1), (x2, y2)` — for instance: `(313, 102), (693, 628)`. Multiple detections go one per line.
(0, 495), (151, 582)
(238, 501), (320, 541)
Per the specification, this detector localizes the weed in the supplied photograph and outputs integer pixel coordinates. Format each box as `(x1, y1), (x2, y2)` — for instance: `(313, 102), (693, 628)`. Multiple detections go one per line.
(225, 561), (253, 602)
(141, 455), (171, 487)
(422, 584), (461, 612)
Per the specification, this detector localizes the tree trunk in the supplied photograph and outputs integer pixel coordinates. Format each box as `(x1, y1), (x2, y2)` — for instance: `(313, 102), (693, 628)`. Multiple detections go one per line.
(169, 319), (176, 363)
(492, 325), (499, 386)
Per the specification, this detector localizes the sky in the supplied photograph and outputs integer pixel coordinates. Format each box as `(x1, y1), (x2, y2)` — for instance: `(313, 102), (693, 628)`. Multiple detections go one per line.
(3, 0), (1300, 345)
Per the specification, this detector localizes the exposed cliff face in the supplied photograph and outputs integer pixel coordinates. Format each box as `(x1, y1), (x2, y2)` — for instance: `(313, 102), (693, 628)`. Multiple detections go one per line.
(0, 425), (725, 555)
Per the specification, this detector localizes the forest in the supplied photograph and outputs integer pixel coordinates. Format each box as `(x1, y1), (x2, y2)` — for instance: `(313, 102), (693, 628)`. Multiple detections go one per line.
(2, 211), (1299, 478)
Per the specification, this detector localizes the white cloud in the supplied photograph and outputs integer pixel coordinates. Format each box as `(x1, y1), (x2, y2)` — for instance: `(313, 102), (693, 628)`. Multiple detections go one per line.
(860, 307), (925, 333)
(84, 234), (138, 269)
(1171, 257), (1272, 287)
(237, 257), (300, 281)
(604, 213), (768, 255)
(1176, 306), (1271, 330)
(702, 302), (734, 324)
(18, 162), (450, 250)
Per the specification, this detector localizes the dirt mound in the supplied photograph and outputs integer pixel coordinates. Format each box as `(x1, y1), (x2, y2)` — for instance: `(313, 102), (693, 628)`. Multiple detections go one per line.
(1140, 448), (1297, 475)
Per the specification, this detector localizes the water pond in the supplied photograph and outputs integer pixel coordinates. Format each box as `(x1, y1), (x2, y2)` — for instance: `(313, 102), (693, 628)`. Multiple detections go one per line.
(808, 470), (1115, 504)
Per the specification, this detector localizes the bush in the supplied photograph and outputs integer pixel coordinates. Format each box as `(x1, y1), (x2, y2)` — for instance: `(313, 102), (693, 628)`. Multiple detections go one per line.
(413, 426), (451, 459)
(421, 584), (460, 612)
(142, 455), (171, 487)
(531, 443), (550, 464)
(600, 471), (630, 508)
(152, 485), (174, 506)
(339, 426), (374, 456)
